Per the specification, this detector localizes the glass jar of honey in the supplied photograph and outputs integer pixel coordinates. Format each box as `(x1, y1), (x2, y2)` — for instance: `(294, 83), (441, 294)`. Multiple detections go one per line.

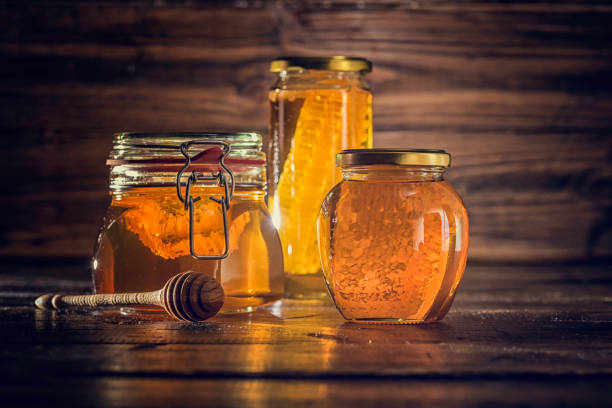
(93, 132), (284, 313)
(268, 56), (373, 299)
(317, 149), (469, 323)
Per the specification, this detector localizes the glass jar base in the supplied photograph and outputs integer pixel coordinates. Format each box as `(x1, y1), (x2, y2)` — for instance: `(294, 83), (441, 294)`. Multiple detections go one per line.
(345, 317), (431, 325)
(118, 294), (282, 316)
(120, 306), (165, 315)
(284, 272), (330, 300)
(221, 294), (283, 313)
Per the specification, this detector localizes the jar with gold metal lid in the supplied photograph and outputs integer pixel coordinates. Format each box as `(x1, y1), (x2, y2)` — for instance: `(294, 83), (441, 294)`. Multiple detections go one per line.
(269, 56), (373, 299)
(93, 132), (284, 313)
(317, 149), (469, 323)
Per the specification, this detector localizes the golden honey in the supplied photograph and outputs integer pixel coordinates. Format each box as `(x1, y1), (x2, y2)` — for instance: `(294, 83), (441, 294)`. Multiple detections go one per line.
(317, 150), (469, 323)
(93, 132), (283, 312)
(268, 57), (373, 298)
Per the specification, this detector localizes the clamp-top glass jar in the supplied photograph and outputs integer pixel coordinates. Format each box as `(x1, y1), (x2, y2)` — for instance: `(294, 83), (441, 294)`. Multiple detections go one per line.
(317, 149), (469, 323)
(93, 132), (284, 312)
(269, 56), (373, 299)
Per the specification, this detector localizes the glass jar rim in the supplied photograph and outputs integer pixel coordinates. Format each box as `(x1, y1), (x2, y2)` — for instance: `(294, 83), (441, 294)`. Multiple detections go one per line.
(107, 132), (267, 191)
(337, 149), (451, 167)
(108, 132), (265, 166)
(270, 56), (372, 73)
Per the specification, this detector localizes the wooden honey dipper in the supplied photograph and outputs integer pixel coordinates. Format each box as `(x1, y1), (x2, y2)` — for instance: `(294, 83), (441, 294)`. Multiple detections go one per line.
(35, 271), (224, 322)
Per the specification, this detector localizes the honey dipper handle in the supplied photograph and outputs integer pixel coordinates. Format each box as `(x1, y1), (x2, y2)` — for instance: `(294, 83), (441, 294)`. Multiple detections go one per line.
(35, 290), (163, 310)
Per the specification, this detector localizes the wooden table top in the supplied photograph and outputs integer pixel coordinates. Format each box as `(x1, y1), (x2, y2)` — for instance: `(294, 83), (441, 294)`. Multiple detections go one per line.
(1, 262), (611, 407)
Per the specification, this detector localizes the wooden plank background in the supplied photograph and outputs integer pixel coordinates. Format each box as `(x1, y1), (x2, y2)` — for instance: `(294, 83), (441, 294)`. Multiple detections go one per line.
(0, 1), (611, 263)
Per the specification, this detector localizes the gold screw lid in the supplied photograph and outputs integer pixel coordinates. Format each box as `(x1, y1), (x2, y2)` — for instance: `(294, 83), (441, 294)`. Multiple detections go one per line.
(337, 148), (451, 167)
(270, 56), (372, 73)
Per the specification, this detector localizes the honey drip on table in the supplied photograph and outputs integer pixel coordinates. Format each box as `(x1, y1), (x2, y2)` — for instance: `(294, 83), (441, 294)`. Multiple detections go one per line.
(273, 89), (372, 276)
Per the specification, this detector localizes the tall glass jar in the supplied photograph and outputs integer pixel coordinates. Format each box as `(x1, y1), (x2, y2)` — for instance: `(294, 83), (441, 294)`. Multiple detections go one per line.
(268, 56), (373, 299)
(93, 132), (284, 313)
(318, 149), (469, 323)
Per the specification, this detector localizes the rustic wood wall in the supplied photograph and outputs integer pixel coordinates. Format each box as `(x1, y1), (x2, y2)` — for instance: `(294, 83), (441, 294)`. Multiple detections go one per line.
(1, 1), (611, 263)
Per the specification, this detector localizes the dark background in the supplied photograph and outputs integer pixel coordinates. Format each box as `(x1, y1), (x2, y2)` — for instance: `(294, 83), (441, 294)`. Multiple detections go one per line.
(1, 0), (611, 266)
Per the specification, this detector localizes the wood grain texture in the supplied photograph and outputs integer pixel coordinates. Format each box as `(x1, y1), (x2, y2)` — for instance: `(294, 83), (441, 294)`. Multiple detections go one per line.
(0, 1), (611, 261)
(2, 378), (610, 408)
(0, 262), (611, 407)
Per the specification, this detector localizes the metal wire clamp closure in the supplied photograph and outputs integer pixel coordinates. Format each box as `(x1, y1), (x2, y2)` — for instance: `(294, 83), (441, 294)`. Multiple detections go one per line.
(176, 140), (235, 260)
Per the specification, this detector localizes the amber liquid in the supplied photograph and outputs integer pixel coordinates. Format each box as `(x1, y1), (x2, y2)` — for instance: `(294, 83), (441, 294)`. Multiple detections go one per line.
(318, 178), (469, 323)
(93, 186), (284, 312)
(269, 87), (372, 297)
